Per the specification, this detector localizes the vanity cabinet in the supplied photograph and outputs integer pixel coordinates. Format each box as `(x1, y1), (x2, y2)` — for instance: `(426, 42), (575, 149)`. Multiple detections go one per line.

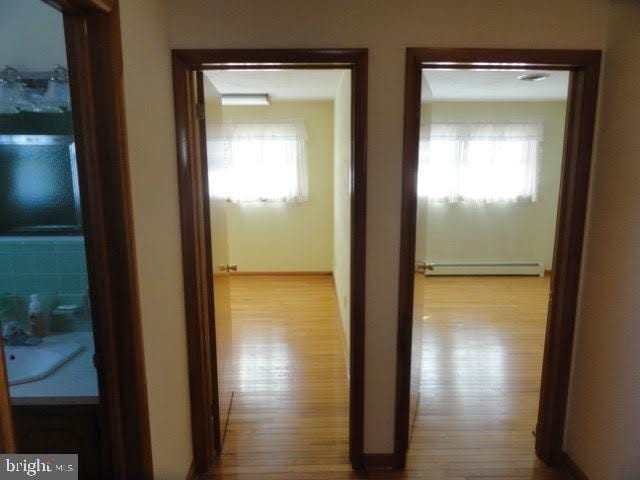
(12, 404), (105, 479)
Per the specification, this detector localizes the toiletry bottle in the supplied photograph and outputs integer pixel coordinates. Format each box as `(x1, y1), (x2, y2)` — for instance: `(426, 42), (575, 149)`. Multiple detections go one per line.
(29, 294), (46, 338)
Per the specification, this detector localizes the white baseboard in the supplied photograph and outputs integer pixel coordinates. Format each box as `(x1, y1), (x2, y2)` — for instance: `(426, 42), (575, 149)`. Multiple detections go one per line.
(425, 262), (544, 277)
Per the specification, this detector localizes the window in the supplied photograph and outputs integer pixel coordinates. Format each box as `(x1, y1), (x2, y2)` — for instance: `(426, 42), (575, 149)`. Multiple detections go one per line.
(209, 120), (309, 203)
(418, 122), (543, 203)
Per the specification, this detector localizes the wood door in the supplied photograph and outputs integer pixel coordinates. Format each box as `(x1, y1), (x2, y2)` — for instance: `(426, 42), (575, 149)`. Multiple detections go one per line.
(0, 335), (16, 452)
(197, 73), (234, 451)
(408, 76), (434, 443)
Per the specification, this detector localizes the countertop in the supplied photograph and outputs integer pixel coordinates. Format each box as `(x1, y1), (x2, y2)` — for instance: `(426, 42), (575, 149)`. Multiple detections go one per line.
(9, 331), (99, 406)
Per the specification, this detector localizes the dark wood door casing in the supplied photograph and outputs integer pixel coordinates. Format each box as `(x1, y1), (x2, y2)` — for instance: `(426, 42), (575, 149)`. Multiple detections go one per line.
(0, 1), (157, 478)
(172, 49), (368, 473)
(396, 48), (601, 469)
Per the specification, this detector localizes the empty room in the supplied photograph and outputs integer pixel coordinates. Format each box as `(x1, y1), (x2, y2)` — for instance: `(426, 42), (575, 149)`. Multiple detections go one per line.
(404, 67), (573, 477)
(196, 68), (357, 474)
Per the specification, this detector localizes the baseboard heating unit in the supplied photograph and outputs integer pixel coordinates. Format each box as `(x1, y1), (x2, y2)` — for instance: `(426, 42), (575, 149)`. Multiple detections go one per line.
(424, 262), (544, 277)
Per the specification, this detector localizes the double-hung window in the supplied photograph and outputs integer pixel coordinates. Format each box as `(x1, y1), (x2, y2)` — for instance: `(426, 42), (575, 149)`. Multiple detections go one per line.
(418, 122), (543, 203)
(209, 120), (309, 203)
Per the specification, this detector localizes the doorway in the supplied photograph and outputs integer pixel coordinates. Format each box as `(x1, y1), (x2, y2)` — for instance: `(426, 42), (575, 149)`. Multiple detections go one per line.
(0, 0), (152, 478)
(172, 49), (368, 474)
(396, 48), (600, 473)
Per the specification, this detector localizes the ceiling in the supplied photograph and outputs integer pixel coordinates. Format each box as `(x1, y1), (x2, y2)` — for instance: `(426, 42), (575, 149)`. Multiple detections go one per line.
(423, 69), (570, 101)
(204, 68), (568, 102)
(204, 69), (347, 101)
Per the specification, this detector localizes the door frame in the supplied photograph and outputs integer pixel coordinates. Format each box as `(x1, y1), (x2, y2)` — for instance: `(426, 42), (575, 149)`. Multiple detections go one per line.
(0, 0), (154, 476)
(171, 49), (368, 473)
(396, 48), (601, 468)
(0, 337), (16, 452)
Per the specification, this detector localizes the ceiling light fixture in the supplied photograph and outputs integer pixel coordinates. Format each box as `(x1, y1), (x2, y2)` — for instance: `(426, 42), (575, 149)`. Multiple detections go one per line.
(221, 94), (270, 106)
(517, 73), (550, 82)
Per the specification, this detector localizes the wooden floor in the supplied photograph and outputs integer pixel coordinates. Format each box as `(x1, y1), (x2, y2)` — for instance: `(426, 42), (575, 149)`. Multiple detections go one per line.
(401, 276), (569, 480)
(204, 275), (570, 480)
(205, 275), (353, 480)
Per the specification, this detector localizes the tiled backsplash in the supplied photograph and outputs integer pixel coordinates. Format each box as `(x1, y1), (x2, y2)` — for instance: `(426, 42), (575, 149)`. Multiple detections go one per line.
(0, 237), (91, 330)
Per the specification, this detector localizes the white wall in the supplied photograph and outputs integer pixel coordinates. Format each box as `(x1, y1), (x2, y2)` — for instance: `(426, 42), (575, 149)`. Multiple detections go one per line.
(0, 0), (67, 70)
(222, 101), (334, 272)
(164, 0), (610, 454)
(564, 1), (640, 478)
(333, 71), (351, 357)
(119, 0), (193, 478)
(422, 102), (566, 269)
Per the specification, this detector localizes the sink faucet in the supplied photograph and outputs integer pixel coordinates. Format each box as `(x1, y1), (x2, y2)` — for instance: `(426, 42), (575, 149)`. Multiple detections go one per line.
(2, 322), (41, 346)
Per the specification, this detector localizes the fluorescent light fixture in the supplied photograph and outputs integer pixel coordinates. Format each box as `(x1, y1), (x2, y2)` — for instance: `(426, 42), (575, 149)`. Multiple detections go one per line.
(221, 94), (270, 106)
(517, 73), (550, 82)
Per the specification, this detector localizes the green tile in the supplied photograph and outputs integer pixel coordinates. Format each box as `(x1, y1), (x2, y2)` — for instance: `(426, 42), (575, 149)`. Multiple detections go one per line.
(78, 256), (88, 275)
(0, 275), (14, 295)
(22, 240), (55, 252)
(54, 238), (85, 251)
(33, 252), (58, 274)
(14, 274), (37, 294)
(59, 274), (85, 294)
(0, 241), (23, 253)
(56, 251), (85, 274)
(0, 253), (12, 275)
(35, 274), (59, 294)
(11, 252), (35, 274)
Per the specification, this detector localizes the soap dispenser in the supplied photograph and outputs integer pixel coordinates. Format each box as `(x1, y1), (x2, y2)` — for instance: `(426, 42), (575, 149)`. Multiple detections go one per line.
(28, 293), (46, 338)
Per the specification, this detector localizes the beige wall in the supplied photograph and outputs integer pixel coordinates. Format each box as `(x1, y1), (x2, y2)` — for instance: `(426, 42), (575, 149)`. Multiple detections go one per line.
(564, 1), (640, 478)
(115, 0), (640, 475)
(333, 72), (351, 356)
(222, 101), (334, 272)
(119, 0), (193, 478)
(422, 101), (566, 269)
(165, 0), (609, 454)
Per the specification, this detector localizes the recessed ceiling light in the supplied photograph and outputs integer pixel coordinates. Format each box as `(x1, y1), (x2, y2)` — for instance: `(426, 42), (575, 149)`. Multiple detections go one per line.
(517, 73), (550, 82)
(221, 94), (270, 106)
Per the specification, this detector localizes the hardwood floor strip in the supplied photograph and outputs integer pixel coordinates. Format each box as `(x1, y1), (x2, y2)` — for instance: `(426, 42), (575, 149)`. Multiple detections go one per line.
(208, 275), (350, 477)
(204, 275), (569, 479)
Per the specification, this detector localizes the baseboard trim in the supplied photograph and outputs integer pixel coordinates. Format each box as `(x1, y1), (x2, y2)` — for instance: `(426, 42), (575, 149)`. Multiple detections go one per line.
(231, 271), (332, 276)
(563, 453), (588, 480)
(185, 460), (197, 480)
(331, 275), (350, 379)
(361, 453), (403, 470)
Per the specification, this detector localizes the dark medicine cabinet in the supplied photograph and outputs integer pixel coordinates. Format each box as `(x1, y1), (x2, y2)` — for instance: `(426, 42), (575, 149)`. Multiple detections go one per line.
(0, 112), (81, 235)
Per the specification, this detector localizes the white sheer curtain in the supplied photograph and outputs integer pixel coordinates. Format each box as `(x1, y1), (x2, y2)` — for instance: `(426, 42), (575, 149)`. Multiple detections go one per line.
(208, 120), (309, 202)
(418, 122), (543, 202)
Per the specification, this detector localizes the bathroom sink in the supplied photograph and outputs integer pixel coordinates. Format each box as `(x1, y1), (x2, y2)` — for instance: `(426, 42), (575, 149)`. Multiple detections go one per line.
(4, 343), (83, 386)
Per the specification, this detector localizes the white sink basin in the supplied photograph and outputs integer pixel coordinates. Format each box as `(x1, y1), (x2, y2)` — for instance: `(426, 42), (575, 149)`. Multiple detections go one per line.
(4, 343), (83, 386)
